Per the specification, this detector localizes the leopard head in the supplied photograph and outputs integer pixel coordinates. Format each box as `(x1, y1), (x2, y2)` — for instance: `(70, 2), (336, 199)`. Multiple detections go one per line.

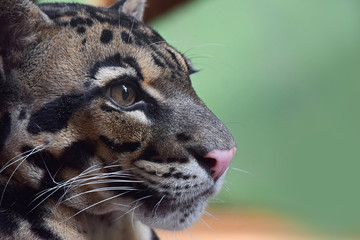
(0, 0), (236, 231)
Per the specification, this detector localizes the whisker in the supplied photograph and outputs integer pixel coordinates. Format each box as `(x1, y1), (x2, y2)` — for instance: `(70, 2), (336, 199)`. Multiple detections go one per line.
(62, 191), (130, 222)
(0, 145), (45, 204)
(60, 186), (137, 204)
(231, 167), (255, 176)
(152, 195), (165, 217)
(0, 144), (45, 174)
(111, 195), (151, 223)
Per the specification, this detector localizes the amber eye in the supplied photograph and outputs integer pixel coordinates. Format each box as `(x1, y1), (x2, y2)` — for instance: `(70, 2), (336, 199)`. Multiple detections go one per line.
(110, 83), (136, 107)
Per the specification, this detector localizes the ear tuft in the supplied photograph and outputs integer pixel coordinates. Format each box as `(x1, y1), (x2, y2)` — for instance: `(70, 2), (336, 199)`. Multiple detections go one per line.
(0, 0), (51, 55)
(109, 0), (146, 21)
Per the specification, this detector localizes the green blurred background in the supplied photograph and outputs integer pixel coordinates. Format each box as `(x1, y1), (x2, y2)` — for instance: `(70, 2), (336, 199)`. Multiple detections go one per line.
(39, 0), (360, 236)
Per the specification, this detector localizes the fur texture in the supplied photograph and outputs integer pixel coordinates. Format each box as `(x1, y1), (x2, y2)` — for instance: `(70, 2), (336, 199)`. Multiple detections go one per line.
(0, 0), (235, 239)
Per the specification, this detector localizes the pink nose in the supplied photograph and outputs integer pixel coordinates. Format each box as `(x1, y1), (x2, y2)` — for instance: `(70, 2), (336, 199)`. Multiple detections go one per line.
(204, 147), (236, 180)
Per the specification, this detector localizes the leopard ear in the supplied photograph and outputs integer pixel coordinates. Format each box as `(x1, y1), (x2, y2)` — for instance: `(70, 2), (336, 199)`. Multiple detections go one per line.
(0, 0), (52, 54)
(109, 0), (146, 21)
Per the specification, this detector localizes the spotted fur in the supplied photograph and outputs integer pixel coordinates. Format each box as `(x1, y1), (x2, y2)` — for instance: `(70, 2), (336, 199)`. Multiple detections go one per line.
(0, 0), (236, 239)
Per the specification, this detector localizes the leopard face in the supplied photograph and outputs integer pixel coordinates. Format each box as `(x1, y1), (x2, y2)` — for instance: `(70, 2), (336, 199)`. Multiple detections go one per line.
(0, 0), (236, 234)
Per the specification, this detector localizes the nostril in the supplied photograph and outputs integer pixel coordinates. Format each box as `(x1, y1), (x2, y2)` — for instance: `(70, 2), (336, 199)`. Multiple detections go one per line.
(204, 147), (236, 180)
(188, 148), (217, 176)
(198, 156), (217, 176)
(189, 147), (236, 180)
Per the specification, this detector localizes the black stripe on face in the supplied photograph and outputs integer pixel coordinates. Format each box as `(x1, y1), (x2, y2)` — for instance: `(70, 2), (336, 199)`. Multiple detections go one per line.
(123, 57), (143, 80)
(151, 54), (165, 69)
(166, 48), (180, 67)
(60, 140), (96, 170)
(89, 53), (125, 79)
(0, 112), (11, 153)
(27, 94), (83, 135)
(100, 136), (140, 154)
(27, 88), (101, 135)
(22, 146), (62, 176)
(90, 54), (143, 81)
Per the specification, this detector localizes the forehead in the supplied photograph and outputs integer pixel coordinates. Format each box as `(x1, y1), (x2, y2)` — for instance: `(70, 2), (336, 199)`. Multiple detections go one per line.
(39, 3), (191, 86)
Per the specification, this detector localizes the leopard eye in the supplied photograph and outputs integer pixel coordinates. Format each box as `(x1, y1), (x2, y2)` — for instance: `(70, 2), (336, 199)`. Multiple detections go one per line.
(110, 83), (136, 107)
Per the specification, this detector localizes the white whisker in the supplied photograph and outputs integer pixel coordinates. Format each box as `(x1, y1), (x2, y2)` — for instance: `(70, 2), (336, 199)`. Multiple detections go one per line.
(0, 145), (46, 205)
(231, 167), (255, 176)
(62, 191), (130, 222)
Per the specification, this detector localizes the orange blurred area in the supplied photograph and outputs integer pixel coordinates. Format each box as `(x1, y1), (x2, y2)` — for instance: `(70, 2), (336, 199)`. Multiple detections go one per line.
(156, 209), (358, 240)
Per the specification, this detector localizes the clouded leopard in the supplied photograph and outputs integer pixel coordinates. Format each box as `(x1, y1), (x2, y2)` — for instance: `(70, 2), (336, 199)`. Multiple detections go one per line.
(0, 0), (236, 239)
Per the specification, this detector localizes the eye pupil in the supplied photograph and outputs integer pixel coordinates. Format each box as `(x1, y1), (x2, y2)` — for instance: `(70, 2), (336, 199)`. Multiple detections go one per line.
(122, 85), (129, 101)
(109, 83), (136, 107)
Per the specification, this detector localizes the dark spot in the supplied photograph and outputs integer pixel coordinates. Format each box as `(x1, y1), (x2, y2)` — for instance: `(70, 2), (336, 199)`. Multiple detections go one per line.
(100, 29), (113, 44)
(100, 136), (140, 153)
(77, 26), (86, 34)
(173, 172), (184, 179)
(176, 133), (191, 142)
(60, 140), (96, 170)
(18, 109), (26, 120)
(121, 31), (133, 44)
(185, 185), (190, 189)
(85, 18), (94, 27)
(0, 112), (11, 153)
(82, 38), (87, 45)
(162, 172), (172, 178)
(183, 175), (190, 180)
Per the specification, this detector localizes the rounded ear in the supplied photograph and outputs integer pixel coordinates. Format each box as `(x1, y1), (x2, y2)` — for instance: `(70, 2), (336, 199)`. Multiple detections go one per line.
(0, 0), (52, 54)
(109, 0), (146, 21)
